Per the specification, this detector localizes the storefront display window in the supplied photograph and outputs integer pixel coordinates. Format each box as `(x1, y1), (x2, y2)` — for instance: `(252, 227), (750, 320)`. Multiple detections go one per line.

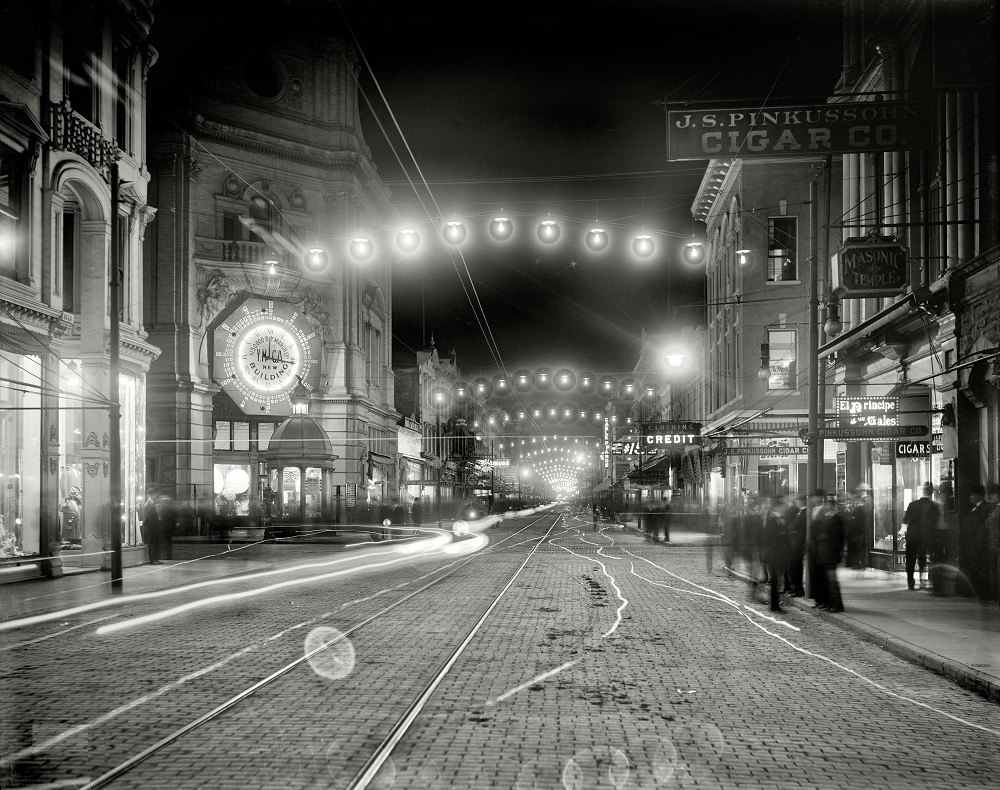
(120, 370), (144, 545)
(0, 352), (41, 557)
(58, 359), (84, 548)
(214, 463), (252, 517)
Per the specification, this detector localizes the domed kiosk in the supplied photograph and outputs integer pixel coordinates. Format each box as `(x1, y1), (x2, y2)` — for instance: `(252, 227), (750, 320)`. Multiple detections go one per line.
(262, 384), (338, 530)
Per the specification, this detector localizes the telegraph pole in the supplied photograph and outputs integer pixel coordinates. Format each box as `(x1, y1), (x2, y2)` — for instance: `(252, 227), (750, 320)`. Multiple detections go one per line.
(109, 160), (123, 593)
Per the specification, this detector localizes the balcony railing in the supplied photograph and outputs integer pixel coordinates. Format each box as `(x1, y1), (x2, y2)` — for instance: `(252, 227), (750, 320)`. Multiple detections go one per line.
(194, 237), (295, 267)
(48, 100), (118, 173)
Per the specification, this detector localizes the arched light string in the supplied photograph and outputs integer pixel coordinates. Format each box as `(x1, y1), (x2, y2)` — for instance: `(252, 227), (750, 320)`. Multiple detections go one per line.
(336, 3), (679, 467)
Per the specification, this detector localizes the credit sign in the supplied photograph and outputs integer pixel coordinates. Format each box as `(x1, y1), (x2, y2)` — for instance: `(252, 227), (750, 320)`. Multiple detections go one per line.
(638, 421), (702, 447)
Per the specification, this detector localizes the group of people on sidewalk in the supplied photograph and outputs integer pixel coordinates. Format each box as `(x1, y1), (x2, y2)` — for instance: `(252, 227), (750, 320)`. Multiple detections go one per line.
(723, 480), (1000, 612)
(752, 490), (845, 613)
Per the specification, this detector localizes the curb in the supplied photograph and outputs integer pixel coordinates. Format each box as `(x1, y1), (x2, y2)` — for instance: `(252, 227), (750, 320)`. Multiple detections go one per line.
(724, 566), (1000, 704)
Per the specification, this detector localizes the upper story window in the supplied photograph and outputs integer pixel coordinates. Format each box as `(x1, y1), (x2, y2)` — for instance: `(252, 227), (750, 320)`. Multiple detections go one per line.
(0, 148), (21, 280)
(61, 203), (79, 311)
(248, 194), (274, 237)
(766, 329), (797, 391)
(64, 9), (99, 123)
(113, 47), (132, 152)
(767, 216), (797, 282)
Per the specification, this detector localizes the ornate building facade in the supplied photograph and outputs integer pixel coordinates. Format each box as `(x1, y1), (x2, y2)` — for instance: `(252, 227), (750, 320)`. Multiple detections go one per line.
(144, 15), (397, 535)
(0, 0), (158, 572)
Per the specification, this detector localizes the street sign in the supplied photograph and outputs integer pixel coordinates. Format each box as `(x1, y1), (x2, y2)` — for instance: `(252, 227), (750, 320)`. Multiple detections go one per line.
(818, 425), (928, 440)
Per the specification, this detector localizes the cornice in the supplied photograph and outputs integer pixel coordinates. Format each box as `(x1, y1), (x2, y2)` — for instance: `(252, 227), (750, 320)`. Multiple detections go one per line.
(191, 114), (378, 178)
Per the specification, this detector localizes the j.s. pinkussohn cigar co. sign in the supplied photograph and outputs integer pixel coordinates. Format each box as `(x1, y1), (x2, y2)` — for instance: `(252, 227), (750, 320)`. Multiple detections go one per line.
(666, 100), (932, 161)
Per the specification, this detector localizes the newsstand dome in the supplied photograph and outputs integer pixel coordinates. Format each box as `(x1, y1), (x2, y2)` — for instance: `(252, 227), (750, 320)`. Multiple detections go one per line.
(264, 414), (337, 467)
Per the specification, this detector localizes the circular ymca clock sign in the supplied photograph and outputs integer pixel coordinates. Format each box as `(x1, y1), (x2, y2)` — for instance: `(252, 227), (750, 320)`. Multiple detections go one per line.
(210, 297), (321, 415)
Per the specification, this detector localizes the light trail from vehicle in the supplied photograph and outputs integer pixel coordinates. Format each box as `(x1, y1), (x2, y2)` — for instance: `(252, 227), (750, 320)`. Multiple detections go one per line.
(94, 531), (458, 635)
(1, 529), (454, 633)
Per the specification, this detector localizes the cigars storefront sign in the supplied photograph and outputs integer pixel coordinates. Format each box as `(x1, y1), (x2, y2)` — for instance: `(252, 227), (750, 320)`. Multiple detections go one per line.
(666, 101), (931, 161)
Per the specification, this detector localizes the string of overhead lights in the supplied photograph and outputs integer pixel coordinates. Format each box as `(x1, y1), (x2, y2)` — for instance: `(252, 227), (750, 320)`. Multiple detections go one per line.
(263, 211), (706, 275)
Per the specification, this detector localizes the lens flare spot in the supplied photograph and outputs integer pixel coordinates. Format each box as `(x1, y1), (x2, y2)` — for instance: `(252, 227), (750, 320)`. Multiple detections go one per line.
(651, 738), (679, 783)
(562, 747), (630, 789)
(305, 626), (356, 680)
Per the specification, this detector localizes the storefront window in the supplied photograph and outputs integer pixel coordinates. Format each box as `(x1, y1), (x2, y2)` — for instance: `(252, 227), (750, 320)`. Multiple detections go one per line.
(305, 467), (322, 520)
(0, 352), (41, 558)
(213, 463), (252, 517)
(120, 370), (144, 545)
(872, 454), (895, 555)
(281, 467), (301, 519)
(58, 359), (85, 548)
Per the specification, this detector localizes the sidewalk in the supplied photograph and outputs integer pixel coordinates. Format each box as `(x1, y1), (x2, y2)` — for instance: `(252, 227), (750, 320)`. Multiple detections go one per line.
(611, 520), (1000, 703)
(0, 555), (276, 622)
(727, 558), (1000, 704)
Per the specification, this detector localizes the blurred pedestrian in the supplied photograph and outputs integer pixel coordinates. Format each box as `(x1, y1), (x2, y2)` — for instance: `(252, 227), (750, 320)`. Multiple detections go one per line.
(901, 483), (938, 590)
(807, 490), (829, 608)
(960, 485), (989, 598)
(142, 488), (162, 564)
(389, 498), (406, 538)
(411, 496), (424, 527)
(847, 485), (872, 569)
(761, 495), (791, 611)
(158, 491), (177, 561)
(814, 495), (845, 612)
(786, 495), (807, 597)
(986, 484), (999, 602)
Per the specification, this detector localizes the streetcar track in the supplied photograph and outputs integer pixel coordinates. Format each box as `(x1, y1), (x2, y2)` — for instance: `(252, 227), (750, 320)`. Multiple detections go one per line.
(347, 513), (562, 789)
(65, 512), (560, 790)
(2, 515), (550, 771)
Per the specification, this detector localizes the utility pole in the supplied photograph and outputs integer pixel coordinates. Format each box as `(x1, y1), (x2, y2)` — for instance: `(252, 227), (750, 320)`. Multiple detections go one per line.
(109, 160), (123, 593)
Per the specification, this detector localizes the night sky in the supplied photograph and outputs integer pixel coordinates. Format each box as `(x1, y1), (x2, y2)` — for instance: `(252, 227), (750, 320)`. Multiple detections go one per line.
(151, 0), (844, 379)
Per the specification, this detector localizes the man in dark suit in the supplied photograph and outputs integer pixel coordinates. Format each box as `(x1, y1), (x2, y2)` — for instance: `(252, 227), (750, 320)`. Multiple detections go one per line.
(816, 496), (846, 612)
(761, 496), (791, 611)
(962, 485), (989, 598)
(142, 488), (162, 565)
(901, 482), (939, 590)
(785, 495), (807, 597)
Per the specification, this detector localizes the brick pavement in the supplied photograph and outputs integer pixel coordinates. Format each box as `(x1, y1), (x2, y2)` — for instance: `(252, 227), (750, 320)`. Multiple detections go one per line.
(1, 510), (998, 789)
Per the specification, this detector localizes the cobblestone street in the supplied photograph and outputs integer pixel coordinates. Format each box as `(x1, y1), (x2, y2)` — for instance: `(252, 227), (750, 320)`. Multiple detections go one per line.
(2, 509), (998, 789)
